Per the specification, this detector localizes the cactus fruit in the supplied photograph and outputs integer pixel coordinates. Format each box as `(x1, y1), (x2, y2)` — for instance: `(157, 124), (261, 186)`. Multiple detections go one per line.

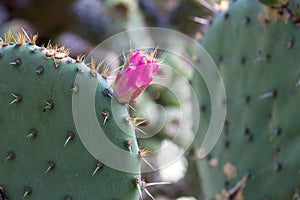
(113, 50), (159, 104)
(194, 0), (300, 199)
(0, 32), (142, 199)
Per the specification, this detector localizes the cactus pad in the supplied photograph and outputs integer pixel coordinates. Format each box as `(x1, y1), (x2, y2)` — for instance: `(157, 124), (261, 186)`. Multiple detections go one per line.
(194, 0), (300, 199)
(0, 35), (141, 199)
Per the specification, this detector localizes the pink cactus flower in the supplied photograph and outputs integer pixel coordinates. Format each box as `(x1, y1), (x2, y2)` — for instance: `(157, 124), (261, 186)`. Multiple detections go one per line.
(113, 50), (159, 103)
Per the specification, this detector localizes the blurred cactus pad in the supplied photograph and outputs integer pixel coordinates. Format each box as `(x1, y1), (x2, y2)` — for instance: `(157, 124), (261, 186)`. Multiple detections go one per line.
(194, 0), (300, 199)
(0, 32), (141, 199)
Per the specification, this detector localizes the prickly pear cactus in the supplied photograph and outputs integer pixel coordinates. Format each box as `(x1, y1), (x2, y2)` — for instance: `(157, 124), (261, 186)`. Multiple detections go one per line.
(0, 33), (141, 199)
(194, 0), (300, 199)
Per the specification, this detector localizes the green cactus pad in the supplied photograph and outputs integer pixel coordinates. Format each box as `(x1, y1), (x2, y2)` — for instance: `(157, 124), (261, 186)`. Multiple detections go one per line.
(194, 0), (300, 199)
(0, 39), (140, 199)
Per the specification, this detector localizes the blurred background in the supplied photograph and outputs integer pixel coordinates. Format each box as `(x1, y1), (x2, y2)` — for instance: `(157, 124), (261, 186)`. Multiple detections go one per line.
(0, 0), (228, 199)
(0, 0), (217, 54)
